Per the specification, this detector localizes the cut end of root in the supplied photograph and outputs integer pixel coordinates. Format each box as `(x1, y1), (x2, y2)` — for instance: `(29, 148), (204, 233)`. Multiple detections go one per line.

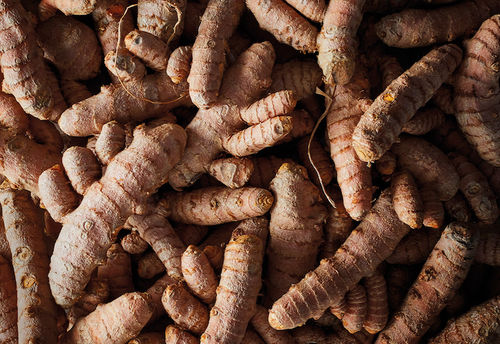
(268, 310), (287, 330)
(352, 140), (377, 163)
(277, 162), (308, 178)
(256, 190), (274, 211)
(448, 222), (476, 246)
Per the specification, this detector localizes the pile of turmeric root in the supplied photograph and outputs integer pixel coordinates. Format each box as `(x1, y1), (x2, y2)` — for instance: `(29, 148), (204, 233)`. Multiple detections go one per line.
(0, 0), (499, 343)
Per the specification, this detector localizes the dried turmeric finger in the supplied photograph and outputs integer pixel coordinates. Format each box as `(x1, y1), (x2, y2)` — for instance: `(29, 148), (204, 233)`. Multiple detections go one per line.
(201, 219), (267, 343)
(455, 14), (500, 167)
(0, 255), (17, 344)
(0, 188), (58, 344)
(269, 189), (411, 329)
(353, 44), (462, 163)
(166, 186), (273, 226)
(61, 292), (152, 344)
(162, 283), (209, 335)
(182, 245), (218, 304)
(0, 0), (65, 120)
(266, 163), (327, 303)
(377, 222), (479, 344)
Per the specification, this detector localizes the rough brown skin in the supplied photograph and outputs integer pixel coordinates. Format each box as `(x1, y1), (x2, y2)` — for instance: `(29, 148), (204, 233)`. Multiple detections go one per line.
(391, 170), (423, 229)
(376, 222), (479, 344)
(181, 245), (218, 304)
(92, 0), (134, 82)
(126, 30), (170, 72)
(121, 231), (149, 255)
(137, 251), (165, 279)
(278, 109), (314, 144)
(434, 118), (500, 195)
(353, 44), (462, 163)
(58, 72), (190, 136)
(95, 121), (126, 165)
(61, 292), (152, 344)
(241, 329), (265, 344)
(320, 187), (353, 259)
(386, 227), (442, 265)
(200, 223), (237, 248)
(208, 157), (254, 188)
(38, 166), (80, 223)
(0, 0), (65, 121)
(105, 49), (147, 83)
(128, 332), (164, 344)
(430, 295), (500, 344)
(326, 65), (373, 220)
(97, 243), (134, 298)
(166, 186), (274, 226)
(450, 154), (498, 224)
(66, 279), (110, 329)
(421, 186), (445, 229)
(166, 46), (192, 84)
(363, 271), (388, 334)
(0, 188), (58, 344)
(170, 42), (297, 188)
(270, 59), (322, 101)
(342, 284), (367, 333)
(162, 283), (209, 335)
(392, 135), (459, 201)
(402, 107), (446, 135)
(297, 137), (335, 187)
(0, 255), (17, 344)
(251, 305), (297, 344)
(0, 219), (11, 260)
(455, 14), (500, 167)
(201, 219), (268, 344)
(0, 92), (29, 134)
(229, 216), (268, 247)
(60, 79), (92, 106)
(268, 189), (411, 329)
(43, 122), (186, 308)
(63, 146), (101, 195)
(138, 0), (187, 43)
(38, 15), (102, 80)
(165, 325), (198, 344)
(445, 193), (472, 223)
(284, 0), (325, 22)
(475, 228), (500, 266)
(247, 156), (294, 187)
(188, 0), (245, 108)
(375, 0), (500, 48)
(330, 296), (347, 320)
(266, 163), (327, 303)
(128, 209), (186, 280)
(146, 274), (177, 322)
(317, 0), (365, 85)
(246, 0), (318, 53)
(38, 0), (96, 19)
(375, 151), (396, 176)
